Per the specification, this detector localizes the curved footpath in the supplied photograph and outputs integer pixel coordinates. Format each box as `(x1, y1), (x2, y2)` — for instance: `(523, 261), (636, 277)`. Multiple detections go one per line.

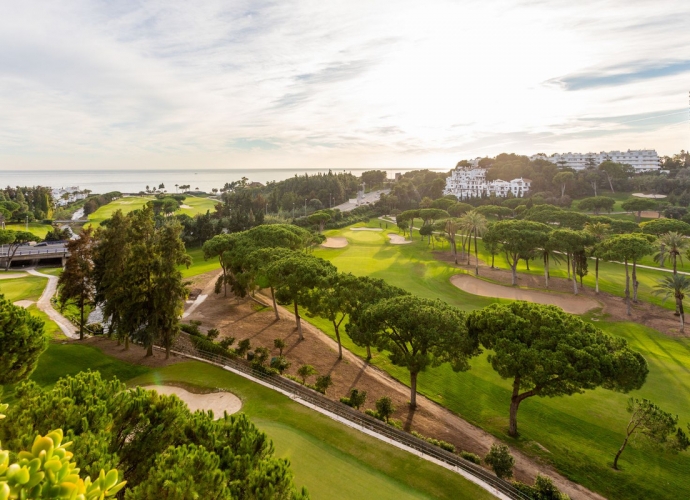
(450, 274), (600, 315)
(26, 269), (79, 339)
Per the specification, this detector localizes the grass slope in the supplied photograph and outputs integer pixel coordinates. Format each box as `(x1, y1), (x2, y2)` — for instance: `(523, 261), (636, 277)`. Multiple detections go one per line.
(0, 275), (48, 302)
(2, 343), (490, 500)
(311, 220), (690, 499)
(182, 247), (220, 278)
(3, 222), (52, 239)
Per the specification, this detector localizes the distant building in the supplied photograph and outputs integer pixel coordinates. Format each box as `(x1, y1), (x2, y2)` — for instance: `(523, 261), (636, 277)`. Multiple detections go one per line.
(444, 167), (530, 199)
(52, 186), (86, 206)
(530, 149), (660, 172)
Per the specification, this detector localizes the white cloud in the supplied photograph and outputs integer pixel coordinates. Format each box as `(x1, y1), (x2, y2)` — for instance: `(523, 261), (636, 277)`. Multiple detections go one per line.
(0, 0), (688, 171)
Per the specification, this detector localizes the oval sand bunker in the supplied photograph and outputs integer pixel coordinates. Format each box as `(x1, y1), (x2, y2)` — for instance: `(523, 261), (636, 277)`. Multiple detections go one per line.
(321, 237), (348, 248)
(142, 385), (242, 418)
(387, 233), (412, 245)
(450, 275), (599, 315)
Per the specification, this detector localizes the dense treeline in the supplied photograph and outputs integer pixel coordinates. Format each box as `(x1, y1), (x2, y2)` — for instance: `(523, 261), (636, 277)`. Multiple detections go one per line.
(0, 186), (53, 221)
(82, 191), (122, 216)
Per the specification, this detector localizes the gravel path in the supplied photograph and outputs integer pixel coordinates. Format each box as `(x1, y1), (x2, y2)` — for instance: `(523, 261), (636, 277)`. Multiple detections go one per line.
(141, 385), (242, 418)
(451, 274), (600, 315)
(26, 269), (79, 339)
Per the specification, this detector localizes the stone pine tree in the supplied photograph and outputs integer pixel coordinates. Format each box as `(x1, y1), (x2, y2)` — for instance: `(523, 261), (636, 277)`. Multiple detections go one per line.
(0, 294), (47, 384)
(599, 234), (655, 314)
(362, 295), (477, 408)
(467, 302), (648, 437)
(202, 233), (238, 297)
(584, 221), (610, 294)
(265, 254), (336, 340)
(548, 229), (594, 295)
(484, 220), (552, 285)
(58, 226), (95, 339)
(0, 229), (41, 270)
(344, 276), (409, 360)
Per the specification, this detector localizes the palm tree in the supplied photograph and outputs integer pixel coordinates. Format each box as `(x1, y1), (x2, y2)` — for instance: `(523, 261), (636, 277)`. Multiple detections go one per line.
(653, 274), (690, 332)
(659, 232), (689, 275)
(461, 211), (488, 275)
(584, 222), (610, 294)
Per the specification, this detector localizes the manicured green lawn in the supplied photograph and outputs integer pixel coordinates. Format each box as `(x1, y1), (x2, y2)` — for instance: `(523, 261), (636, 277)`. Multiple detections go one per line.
(312, 220), (690, 499)
(2, 343), (490, 500)
(181, 247), (220, 278)
(129, 362), (490, 500)
(3, 222), (52, 238)
(0, 275), (48, 302)
(87, 195), (218, 228)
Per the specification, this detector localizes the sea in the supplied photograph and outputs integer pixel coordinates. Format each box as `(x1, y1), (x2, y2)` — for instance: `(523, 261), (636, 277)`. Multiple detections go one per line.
(0, 168), (446, 194)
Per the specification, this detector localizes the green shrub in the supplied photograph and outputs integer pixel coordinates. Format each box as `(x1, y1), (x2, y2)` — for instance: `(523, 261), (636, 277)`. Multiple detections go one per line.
(387, 419), (402, 430)
(235, 339), (251, 357)
(460, 451), (481, 464)
(188, 334), (236, 359)
(297, 364), (317, 385)
(273, 338), (286, 356)
(206, 328), (220, 340)
(314, 374), (333, 395)
(270, 356), (290, 374)
(485, 444), (514, 479)
(513, 474), (570, 499)
(340, 388), (367, 409)
(375, 396), (395, 423)
(180, 322), (202, 336)
(219, 337), (235, 349)
(252, 347), (271, 368)
(410, 431), (456, 453)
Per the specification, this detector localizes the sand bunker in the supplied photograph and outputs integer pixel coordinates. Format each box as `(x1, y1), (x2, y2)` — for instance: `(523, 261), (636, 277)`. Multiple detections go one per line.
(450, 275), (599, 315)
(387, 233), (412, 245)
(351, 227), (383, 231)
(632, 193), (666, 199)
(179, 204), (192, 209)
(0, 273), (27, 280)
(141, 385), (242, 418)
(13, 300), (35, 308)
(321, 237), (348, 248)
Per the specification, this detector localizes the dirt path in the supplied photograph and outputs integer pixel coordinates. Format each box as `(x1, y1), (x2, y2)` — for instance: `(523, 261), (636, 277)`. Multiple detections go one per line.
(141, 385), (242, 418)
(183, 270), (222, 318)
(321, 237), (348, 248)
(451, 274), (600, 315)
(26, 269), (78, 339)
(184, 280), (603, 500)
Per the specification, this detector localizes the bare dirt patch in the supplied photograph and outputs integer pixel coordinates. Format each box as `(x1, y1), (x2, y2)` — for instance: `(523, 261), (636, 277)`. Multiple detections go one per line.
(321, 237), (348, 248)
(387, 233), (412, 245)
(639, 211), (663, 219)
(184, 279), (603, 499)
(82, 336), (184, 368)
(350, 227), (382, 231)
(141, 385), (242, 418)
(451, 275), (600, 315)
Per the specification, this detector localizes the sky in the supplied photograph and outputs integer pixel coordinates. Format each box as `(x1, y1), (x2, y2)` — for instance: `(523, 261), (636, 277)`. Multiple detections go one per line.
(1, 0), (689, 171)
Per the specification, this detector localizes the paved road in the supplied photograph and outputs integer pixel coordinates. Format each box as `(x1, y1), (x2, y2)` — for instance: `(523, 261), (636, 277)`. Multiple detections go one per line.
(333, 189), (390, 212)
(0, 242), (68, 258)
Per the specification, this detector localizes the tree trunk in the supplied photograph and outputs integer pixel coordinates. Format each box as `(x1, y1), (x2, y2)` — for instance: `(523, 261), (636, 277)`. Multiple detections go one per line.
(679, 298), (685, 333)
(595, 257), (600, 293)
(491, 253), (495, 268)
(79, 297), (84, 341)
(146, 344), (153, 357)
(334, 322), (342, 360)
(613, 436), (629, 470)
(293, 301), (304, 340)
(165, 344), (170, 359)
(511, 262), (518, 286)
(607, 174), (615, 193)
(571, 254), (578, 295)
(410, 371), (418, 409)
(632, 261), (638, 303)
(636, 211), (641, 223)
(624, 259), (631, 316)
(474, 230), (479, 276)
(566, 254), (571, 279)
(366, 344), (372, 360)
(452, 238), (458, 264)
(525, 258), (530, 271)
(124, 335), (129, 351)
(544, 253), (549, 288)
(509, 377), (522, 437)
(270, 286), (279, 321)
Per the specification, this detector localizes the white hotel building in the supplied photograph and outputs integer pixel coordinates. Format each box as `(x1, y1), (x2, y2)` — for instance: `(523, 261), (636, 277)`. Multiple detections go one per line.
(444, 167), (531, 200)
(530, 149), (660, 172)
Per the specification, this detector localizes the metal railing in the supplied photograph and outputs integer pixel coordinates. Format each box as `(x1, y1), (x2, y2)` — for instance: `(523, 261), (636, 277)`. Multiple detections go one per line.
(166, 335), (530, 500)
